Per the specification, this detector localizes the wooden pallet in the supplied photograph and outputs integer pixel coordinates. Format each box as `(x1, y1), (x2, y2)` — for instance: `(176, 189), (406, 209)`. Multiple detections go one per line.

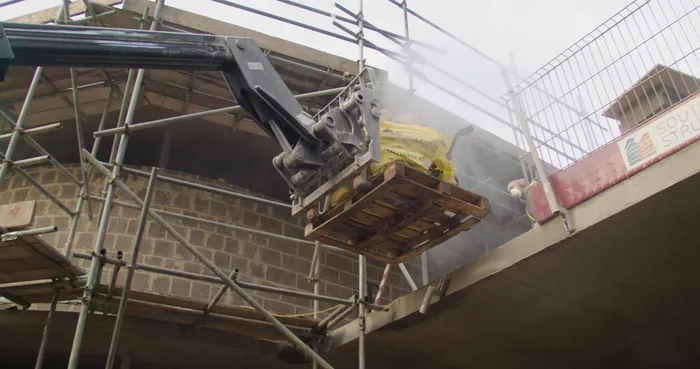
(305, 163), (491, 264)
(0, 279), (84, 305)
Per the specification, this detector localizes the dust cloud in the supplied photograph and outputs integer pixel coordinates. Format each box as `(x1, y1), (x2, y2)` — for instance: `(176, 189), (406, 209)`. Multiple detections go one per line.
(373, 31), (532, 278)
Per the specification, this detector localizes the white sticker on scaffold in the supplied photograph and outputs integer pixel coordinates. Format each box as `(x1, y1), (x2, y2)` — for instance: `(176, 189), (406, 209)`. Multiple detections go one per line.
(618, 93), (700, 171)
(247, 62), (264, 71)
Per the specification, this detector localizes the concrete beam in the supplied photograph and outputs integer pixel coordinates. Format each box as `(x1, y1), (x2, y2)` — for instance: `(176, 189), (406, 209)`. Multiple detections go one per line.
(329, 136), (700, 350)
(0, 310), (287, 366)
(141, 91), (268, 137)
(2, 79), (266, 137)
(14, 87), (139, 127)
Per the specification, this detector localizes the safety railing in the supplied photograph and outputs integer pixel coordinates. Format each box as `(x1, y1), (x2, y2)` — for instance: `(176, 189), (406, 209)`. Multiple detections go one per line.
(503, 0), (700, 172)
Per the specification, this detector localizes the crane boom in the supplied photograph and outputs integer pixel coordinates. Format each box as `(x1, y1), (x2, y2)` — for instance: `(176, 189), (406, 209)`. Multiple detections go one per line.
(0, 22), (381, 215)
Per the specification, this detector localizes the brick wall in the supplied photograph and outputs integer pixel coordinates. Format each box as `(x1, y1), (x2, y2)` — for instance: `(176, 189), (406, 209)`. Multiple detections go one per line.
(0, 164), (415, 316)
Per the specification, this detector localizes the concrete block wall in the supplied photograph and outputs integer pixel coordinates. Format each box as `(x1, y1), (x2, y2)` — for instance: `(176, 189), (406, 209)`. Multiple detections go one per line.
(416, 131), (533, 275)
(0, 165), (415, 315)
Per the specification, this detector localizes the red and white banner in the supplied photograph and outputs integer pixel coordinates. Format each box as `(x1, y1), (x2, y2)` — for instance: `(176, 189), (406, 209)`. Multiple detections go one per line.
(529, 92), (700, 223)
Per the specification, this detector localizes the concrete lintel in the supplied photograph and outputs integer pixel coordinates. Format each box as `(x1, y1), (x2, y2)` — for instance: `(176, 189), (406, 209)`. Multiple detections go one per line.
(0, 201), (36, 230)
(328, 136), (700, 350)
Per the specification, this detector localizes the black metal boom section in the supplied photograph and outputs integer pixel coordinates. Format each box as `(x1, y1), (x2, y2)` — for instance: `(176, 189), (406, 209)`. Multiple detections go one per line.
(0, 22), (380, 214)
(0, 22), (312, 144)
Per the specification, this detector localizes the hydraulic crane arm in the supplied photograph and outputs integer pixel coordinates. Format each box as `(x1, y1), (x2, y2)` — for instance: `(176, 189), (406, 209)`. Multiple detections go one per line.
(0, 22), (314, 141)
(0, 22), (381, 215)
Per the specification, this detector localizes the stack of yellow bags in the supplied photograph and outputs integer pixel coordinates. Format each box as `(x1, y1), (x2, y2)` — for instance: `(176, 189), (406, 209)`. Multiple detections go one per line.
(331, 110), (456, 206)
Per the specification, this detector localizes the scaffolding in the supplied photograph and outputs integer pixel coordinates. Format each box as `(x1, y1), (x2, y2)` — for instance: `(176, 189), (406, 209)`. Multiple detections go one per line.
(0, 1), (471, 368)
(0, 0), (581, 367)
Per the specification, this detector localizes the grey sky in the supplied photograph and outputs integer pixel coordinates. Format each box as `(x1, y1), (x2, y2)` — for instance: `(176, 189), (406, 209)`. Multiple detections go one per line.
(1, 0), (635, 146)
(0, 0), (632, 71)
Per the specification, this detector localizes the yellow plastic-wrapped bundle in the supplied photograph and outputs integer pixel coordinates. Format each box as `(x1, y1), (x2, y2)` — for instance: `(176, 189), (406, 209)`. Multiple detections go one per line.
(331, 112), (456, 206)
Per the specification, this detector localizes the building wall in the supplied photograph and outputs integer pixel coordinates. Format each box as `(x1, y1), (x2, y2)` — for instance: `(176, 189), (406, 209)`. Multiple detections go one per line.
(0, 165), (414, 315)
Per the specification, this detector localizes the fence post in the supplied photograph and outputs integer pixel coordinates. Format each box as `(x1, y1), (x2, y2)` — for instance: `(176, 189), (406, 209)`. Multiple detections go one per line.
(501, 70), (574, 233)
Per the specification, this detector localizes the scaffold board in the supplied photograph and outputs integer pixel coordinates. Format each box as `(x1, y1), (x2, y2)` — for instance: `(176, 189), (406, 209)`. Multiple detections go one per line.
(0, 278), (84, 305)
(0, 226), (84, 284)
(95, 285), (317, 341)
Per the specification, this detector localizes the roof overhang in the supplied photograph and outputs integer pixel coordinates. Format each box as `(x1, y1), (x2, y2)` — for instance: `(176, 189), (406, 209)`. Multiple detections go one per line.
(603, 64), (700, 121)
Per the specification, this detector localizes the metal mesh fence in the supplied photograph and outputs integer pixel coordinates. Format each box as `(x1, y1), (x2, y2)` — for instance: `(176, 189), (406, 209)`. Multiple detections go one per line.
(503, 0), (700, 171)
